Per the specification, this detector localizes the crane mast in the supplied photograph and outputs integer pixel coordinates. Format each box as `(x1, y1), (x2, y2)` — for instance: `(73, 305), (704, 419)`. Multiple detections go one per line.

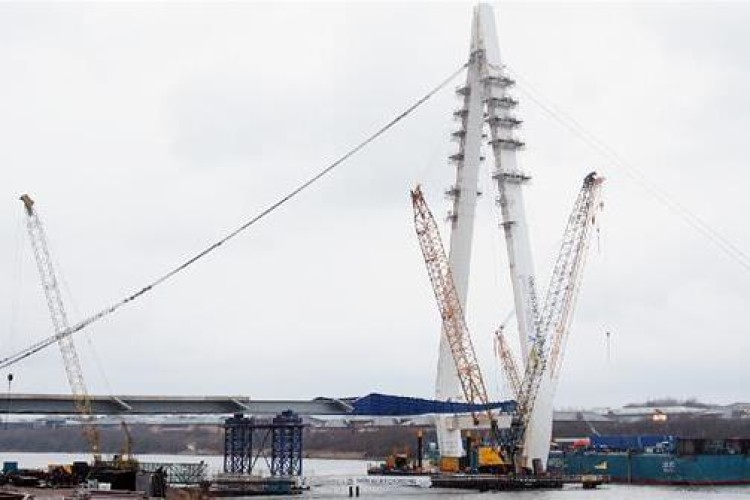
(411, 186), (496, 430)
(19, 194), (101, 459)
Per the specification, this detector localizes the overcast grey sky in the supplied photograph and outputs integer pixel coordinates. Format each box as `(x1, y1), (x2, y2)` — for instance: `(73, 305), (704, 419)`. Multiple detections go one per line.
(1, 2), (748, 409)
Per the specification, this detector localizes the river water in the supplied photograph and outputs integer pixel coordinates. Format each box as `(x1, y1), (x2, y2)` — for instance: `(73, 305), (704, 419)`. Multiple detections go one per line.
(2, 452), (748, 499)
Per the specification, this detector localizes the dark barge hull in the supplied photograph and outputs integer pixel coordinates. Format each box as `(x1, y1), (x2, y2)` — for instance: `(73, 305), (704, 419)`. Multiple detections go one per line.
(430, 473), (564, 491)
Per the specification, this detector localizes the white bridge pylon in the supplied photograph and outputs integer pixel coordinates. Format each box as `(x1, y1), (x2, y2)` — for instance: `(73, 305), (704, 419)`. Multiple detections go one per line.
(435, 3), (552, 465)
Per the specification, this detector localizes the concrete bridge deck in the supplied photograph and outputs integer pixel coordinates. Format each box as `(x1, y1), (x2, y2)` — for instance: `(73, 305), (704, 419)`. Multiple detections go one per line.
(1, 394), (354, 415)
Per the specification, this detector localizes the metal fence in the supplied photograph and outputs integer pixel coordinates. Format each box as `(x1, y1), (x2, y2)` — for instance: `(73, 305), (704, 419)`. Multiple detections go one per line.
(139, 461), (208, 485)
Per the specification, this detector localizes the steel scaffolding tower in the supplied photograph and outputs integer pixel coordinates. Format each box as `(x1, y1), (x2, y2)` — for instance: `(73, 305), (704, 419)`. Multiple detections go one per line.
(223, 413), (252, 474)
(223, 411), (304, 477)
(270, 411), (304, 477)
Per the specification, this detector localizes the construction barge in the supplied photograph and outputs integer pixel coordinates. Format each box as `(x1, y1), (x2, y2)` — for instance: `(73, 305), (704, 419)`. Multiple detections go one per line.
(365, 426), (605, 491)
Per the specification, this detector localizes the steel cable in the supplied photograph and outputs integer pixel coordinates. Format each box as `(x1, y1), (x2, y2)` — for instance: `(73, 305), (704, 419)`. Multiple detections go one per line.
(0, 62), (468, 370)
(498, 63), (750, 274)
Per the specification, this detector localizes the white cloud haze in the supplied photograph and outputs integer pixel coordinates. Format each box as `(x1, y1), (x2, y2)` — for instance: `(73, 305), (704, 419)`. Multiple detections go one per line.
(0, 2), (748, 409)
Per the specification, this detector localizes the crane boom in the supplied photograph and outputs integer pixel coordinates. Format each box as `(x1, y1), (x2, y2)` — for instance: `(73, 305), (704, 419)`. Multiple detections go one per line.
(19, 194), (101, 458)
(543, 172), (604, 380)
(506, 172), (605, 462)
(411, 186), (494, 427)
(494, 329), (521, 400)
(120, 421), (135, 463)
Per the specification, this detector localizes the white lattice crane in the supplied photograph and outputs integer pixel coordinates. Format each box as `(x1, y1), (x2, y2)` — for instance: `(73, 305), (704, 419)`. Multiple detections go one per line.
(19, 194), (101, 459)
(498, 172), (605, 465)
(542, 172), (605, 381)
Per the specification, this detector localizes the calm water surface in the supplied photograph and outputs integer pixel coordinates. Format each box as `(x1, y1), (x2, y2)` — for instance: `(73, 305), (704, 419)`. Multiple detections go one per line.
(1, 452), (748, 499)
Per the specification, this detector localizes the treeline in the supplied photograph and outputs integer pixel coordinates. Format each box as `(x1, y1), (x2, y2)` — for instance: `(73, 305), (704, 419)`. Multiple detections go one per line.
(623, 398), (713, 409)
(0, 424), (434, 459)
(0, 424), (223, 455)
(553, 415), (750, 439)
(1, 417), (749, 458)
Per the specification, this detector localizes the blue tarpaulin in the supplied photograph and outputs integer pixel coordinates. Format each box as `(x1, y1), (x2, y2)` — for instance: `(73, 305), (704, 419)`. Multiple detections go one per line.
(351, 393), (516, 416)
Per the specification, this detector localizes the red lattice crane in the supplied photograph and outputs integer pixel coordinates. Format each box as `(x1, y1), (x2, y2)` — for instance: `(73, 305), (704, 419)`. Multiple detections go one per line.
(410, 186), (495, 429)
